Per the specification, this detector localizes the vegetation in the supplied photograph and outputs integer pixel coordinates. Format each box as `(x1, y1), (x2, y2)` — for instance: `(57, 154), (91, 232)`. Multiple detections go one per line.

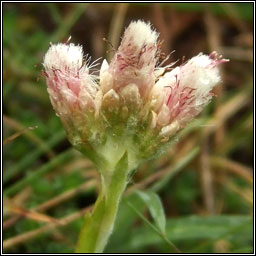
(3, 3), (253, 253)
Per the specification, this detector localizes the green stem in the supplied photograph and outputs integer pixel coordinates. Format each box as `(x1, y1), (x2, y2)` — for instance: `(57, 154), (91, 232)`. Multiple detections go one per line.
(75, 152), (129, 253)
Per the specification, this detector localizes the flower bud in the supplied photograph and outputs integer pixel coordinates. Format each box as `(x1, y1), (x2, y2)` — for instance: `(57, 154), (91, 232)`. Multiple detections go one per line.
(153, 52), (228, 135)
(104, 20), (159, 99)
(43, 43), (98, 145)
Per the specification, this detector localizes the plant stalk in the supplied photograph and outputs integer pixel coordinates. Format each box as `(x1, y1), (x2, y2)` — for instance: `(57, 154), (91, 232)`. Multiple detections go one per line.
(75, 153), (128, 253)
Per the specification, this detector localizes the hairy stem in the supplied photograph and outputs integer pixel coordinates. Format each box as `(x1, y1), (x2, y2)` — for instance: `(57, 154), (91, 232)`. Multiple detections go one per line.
(75, 153), (128, 253)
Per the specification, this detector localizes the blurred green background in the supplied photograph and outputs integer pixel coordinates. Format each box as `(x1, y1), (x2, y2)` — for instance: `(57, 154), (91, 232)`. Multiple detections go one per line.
(3, 3), (253, 253)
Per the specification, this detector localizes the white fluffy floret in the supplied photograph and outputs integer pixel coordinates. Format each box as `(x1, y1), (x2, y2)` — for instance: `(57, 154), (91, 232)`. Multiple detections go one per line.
(124, 20), (159, 49)
(180, 53), (221, 100)
(43, 43), (84, 72)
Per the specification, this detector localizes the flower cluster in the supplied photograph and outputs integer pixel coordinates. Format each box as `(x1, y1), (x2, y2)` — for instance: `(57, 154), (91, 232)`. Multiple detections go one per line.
(43, 20), (228, 173)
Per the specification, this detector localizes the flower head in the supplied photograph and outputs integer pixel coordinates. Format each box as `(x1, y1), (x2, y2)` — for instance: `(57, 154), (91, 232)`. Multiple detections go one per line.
(43, 43), (102, 145)
(43, 20), (228, 173)
(102, 20), (159, 99)
(153, 52), (228, 136)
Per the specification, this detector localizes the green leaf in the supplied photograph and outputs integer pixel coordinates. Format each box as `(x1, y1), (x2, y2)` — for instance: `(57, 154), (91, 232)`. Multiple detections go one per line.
(135, 190), (166, 235)
(106, 193), (146, 251)
(113, 215), (252, 253)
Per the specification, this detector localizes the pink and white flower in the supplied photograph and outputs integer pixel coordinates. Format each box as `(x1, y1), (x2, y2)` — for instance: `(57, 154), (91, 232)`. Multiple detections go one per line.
(43, 43), (98, 117)
(101, 20), (159, 100)
(43, 20), (228, 161)
(153, 52), (228, 136)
